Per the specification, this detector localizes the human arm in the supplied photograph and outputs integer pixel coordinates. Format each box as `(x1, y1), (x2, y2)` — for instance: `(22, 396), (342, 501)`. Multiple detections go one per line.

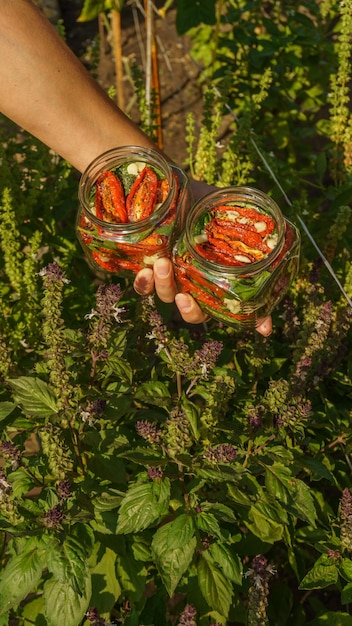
(0, 0), (205, 314)
(0, 0), (271, 335)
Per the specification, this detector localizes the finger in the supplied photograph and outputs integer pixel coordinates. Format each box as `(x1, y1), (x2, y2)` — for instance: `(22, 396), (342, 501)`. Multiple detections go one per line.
(256, 316), (272, 337)
(134, 267), (155, 295)
(175, 292), (208, 324)
(153, 258), (177, 303)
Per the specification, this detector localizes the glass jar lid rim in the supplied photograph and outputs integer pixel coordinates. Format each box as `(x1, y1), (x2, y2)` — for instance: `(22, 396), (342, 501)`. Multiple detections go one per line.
(184, 185), (285, 273)
(78, 145), (176, 231)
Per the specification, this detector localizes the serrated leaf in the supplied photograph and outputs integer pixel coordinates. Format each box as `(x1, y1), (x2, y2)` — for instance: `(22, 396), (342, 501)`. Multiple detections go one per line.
(131, 536), (152, 562)
(339, 558), (352, 583)
(181, 395), (200, 441)
(299, 554), (339, 590)
(341, 582), (352, 605)
(227, 484), (252, 507)
(117, 446), (166, 466)
(0, 402), (16, 422)
(206, 543), (243, 586)
(43, 571), (91, 626)
(0, 543), (43, 615)
(196, 512), (222, 538)
(8, 376), (58, 417)
(92, 490), (123, 512)
(197, 554), (233, 618)
(134, 381), (171, 407)
(206, 502), (235, 523)
(8, 467), (35, 498)
(90, 545), (121, 616)
(45, 537), (88, 594)
(288, 478), (317, 526)
(116, 479), (170, 534)
(265, 463), (292, 504)
(265, 463), (317, 526)
(151, 522), (197, 596)
(105, 357), (132, 383)
(165, 514), (195, 550)
(197, 466), (242, 484)
(245, 501), (285, 543)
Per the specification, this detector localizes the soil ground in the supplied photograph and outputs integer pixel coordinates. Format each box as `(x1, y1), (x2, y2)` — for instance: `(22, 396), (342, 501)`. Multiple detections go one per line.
(57, 0), (205, 169)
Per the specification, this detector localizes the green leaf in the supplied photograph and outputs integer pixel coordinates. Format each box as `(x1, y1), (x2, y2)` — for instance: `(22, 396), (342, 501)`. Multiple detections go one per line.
(8, 376), (58, 417)
(288, 478), (317, 526)
(0, 402), (16, 422)
(151, 521), (197, 596)
(245, 501), (285, 543)
(115, 551), (146, 603)
(181, 395), (200, 441)
(164, 513), (195, 550)
(105, 357), (133, 383)
(299, 554), (339, 590)
(77, 0), (108, 22)
(206, 543), (243, 586)
(339, 558), (352, 583)
(116, 478), (170, 534)
(134, 381), (171, 407)
(92, 490), (122, 512)
(131, 536), (152, 562)
(0, 541), (43, 615)
(176, 0), (217, 34)
(195, 512), (222, 538)
(341, 582), (352, 605)
(43, 572), (91, 626)
(8, 467), (35, 498)
(117, 446), (167, 466)
(227, 484), (252, 507)
(22, 596), (46, 624)
(265, 463), (316, 526)
(197, 554), (233, 618)
(45, 536), (89, 595)
(265, 463), (292, 504)
(90, 545), (121, 616)
(205, 502), (236, 523)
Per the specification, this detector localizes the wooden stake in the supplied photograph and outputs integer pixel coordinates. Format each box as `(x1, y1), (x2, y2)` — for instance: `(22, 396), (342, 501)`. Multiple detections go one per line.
(144, 0), (163, 149)
(111, 9), (125, 111)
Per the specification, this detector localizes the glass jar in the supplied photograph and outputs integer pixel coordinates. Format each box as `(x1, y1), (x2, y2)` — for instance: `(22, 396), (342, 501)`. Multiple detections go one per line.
(76, 146), (191, 276)
(172, 186), (300, 328)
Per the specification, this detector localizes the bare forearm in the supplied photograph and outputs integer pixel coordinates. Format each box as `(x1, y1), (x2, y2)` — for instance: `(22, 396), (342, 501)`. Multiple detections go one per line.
(0, 0), (157, 172)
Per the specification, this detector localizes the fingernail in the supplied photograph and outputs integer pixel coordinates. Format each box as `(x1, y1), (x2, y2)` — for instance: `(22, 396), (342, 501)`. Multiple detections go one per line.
(260, 323), (272, 337)
(155, 258), (171, 278)
(134, 276), (152, 295)
(176, 293), (192, 313)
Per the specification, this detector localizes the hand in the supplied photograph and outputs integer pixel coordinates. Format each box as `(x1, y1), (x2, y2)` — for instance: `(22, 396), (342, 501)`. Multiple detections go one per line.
(134, 258), (208, 324)
(134, 258), (272, 336)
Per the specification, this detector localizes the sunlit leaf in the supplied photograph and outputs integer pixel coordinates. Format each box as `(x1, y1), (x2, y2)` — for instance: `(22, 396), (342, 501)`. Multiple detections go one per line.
(197, 554), (233, 617)
(299, 554), (339, 590)
(0, 542), (43, 615)
(152, 521), (197, 596)
(0, 402), (16, 422)
(116, 478), (170, 534)
(8, 376), (58, 417)
(43, 572), (91, 626)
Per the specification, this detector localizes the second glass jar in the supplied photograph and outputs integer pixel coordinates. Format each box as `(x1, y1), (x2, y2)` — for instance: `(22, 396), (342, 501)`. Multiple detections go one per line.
(172, 186), (300, 328)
